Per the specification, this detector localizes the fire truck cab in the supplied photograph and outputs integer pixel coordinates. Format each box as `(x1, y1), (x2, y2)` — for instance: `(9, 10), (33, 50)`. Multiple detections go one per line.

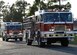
(24, 9), (74, 46)
(2, 22), (23, 41)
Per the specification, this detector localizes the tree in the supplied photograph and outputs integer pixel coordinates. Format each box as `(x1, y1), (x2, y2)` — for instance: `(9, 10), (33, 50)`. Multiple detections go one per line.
(28, 0), (46, 16)
(0, 1), (5, 18)
(47, 0), (66, 9)
(4, 0), (29, 22)
(2, 3), (11, 22)
(65, 2), (71, 10)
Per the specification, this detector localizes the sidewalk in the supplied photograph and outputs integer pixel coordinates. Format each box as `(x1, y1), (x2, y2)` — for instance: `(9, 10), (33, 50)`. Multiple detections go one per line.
(0, 38), (2, 41)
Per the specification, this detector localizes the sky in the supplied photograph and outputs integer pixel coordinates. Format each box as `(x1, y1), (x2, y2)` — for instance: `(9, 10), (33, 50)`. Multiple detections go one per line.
(70, 0), (77, 19)
(1, 0), (77, 19)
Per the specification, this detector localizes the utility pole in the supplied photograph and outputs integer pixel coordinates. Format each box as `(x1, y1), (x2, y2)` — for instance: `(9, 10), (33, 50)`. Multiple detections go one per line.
(59, 0), (61, 6)
(59, 0), (61, 10)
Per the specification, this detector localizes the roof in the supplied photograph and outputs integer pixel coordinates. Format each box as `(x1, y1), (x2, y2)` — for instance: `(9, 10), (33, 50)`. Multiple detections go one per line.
(35, 9), (71, 16)
(4, 22), (22, 26)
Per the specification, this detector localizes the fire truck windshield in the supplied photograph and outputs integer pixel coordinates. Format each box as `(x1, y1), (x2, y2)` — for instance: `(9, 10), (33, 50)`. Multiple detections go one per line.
(6, 25), (22, 30)
(60, 13), (72, 22)
(42, 13), (72, 22)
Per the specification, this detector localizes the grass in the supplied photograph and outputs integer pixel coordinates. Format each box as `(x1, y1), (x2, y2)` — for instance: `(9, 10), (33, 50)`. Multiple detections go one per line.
(0, 35), (2, 38)
(70, 36), (77, 45)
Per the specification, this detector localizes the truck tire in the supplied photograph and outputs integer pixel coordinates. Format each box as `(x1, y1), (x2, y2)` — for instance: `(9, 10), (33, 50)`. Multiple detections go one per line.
(37, 38), (45, 47)
(47, 39), (51, 46)
(47, 42), (51, 46)
(61, 39), (69, 47)
(39, 42), (45, 47)
(6, 38), (8, 41)
(15, 38), (17, 41)
(20, 38), (23, 41)
(2, 37), (5, 41)
(27, 39), (33, 45)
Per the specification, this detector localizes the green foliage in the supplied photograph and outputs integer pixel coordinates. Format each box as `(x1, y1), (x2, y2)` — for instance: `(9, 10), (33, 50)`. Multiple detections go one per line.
(0, 35), (2, 38)
(47, 0), (71, 10)
(70, 36), (77, 45)
(28, 0), (47, 16)
(0, 1), (5, 8)
(4, 0), (29, 22)
(2, 0), (71, 22)
(0, 1), (5, 18)
(65, 2), (71, 9)
(35, 0), (40, 5)
(28, 5), (38, 16)
(28, 0), (71, 16)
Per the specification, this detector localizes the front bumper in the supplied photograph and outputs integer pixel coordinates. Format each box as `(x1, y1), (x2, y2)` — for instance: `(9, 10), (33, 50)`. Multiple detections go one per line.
(40, 36), (74, 43)
(6, 35), (23, 39)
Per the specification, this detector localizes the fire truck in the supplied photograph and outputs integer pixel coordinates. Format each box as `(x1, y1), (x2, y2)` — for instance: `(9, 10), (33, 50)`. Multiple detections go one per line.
(24, 9), (74, 46)
(2, 22), (23, 41)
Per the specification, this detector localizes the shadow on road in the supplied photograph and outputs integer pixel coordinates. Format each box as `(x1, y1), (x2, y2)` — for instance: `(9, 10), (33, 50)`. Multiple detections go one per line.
(31, 44), (77, 55)
(4, 40), (77, 55)
(6, 40), (27, 44)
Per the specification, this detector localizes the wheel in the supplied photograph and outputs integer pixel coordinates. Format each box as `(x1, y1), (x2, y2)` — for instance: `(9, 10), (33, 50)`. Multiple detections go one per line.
(61, 39), (69, 47)
(2, 37), (5, 41)
(27, 39), (33, 45)
(47, 42), (51, 46)
(39, 42), (45, 47)
(6, 38), (8, 41)
(37, 38), (45, 47)
(20, 38), (23, 41)
(47, 40), (51, 46)
(15, 38), (17, 41)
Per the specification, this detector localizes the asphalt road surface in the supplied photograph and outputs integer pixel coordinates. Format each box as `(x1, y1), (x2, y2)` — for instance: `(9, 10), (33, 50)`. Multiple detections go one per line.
(0, 38), (77, 55)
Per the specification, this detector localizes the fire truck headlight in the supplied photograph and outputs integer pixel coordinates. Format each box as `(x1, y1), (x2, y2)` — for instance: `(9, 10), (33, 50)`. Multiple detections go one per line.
(49, 29), (54, 31)
(66, 28), (71, 31)
(18, 33), (23, 35)
(68, 29), (71, 31)
(9, 33), (13, 36)
(49, 29), (52, 31)
(52, 29), (54, 31)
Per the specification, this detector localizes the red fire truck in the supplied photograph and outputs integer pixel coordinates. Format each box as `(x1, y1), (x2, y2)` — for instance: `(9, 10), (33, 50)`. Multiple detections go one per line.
(2, 22), (23, 41)
(24, 9), (74, 46)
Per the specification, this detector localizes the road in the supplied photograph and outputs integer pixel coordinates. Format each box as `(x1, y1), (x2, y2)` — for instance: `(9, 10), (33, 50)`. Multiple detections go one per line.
(0, 38), (77, 55)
